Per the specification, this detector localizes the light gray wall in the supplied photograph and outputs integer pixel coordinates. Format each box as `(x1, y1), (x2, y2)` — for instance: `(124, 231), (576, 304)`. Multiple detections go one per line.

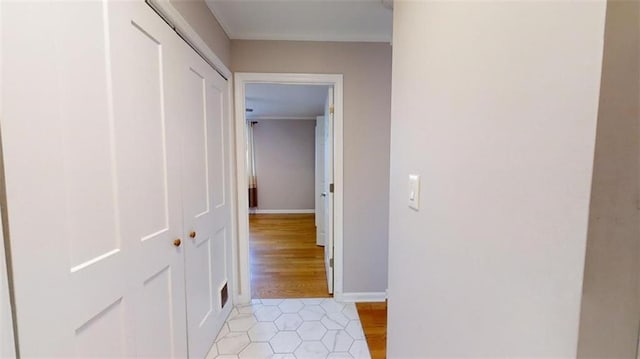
(1, 218), (14, 358)
(577, 1), (640, 357)
(387, 1), (606, 357)
(171, 0), (231, 68)
(232, 40), (392, 293)
(253, 120), (316, 211)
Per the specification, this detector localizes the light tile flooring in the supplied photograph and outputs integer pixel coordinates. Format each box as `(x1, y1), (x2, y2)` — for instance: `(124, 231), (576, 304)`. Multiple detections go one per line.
(207, 298), (372, 359)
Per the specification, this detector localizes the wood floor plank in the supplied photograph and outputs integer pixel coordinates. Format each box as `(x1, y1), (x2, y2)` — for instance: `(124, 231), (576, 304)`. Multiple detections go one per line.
(249, 213), (387, 358)
(356, 302), (388, 359)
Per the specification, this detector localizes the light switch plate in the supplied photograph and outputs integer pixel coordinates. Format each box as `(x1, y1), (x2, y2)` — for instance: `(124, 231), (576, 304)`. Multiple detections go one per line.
(408, 174), (420, 210)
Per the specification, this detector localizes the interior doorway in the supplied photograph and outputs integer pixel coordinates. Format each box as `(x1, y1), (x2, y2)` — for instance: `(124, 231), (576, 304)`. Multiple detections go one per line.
(244, 83), (331, 299)
(233, 73), (344, 304)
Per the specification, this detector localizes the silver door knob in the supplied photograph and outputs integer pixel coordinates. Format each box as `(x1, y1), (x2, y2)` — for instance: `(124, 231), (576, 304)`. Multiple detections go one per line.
(321, 192), (327, 197)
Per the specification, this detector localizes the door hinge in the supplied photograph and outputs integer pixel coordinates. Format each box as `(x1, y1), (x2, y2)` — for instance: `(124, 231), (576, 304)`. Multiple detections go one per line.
(329, 258), (334, 268)
(329, 105), (334, 115)
(329, 183), (334, 193)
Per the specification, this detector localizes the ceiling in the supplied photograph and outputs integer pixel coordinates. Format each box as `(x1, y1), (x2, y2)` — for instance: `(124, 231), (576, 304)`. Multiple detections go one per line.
(205, 0), (393, 42)
(245, 83), (330, 120)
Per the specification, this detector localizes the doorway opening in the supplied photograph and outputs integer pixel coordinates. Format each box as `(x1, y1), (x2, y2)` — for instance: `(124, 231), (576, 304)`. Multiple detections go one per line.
(233, 73), (344, 304)
(245, 83), (331, 299)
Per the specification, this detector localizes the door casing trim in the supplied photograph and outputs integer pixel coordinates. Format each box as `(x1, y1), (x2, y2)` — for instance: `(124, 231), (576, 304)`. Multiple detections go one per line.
(233, 72), (344, 303)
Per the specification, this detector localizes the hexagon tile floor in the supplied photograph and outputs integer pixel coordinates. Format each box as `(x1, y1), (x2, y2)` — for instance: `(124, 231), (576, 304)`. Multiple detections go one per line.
(206, 298), (372, 359)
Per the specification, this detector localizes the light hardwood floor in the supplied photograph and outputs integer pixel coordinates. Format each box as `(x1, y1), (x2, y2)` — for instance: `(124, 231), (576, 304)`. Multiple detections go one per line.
(250, 213), (329, 298)
(249, 213), (387, 358)
(356, 302), (387, 359)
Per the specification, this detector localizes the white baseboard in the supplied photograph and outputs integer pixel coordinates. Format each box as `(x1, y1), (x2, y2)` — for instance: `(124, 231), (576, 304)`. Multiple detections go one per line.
(251, 209), (315, 214)
(335, 291), (387, 303)
(234, 292), (252, 306)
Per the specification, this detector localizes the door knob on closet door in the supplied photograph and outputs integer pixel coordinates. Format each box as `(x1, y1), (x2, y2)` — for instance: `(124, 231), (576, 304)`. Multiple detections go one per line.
(173, 239), (182, 247)
(189, 231), (197, 239)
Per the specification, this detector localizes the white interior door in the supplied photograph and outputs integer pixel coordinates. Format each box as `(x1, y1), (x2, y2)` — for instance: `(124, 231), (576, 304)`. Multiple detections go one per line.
(2, 2), (130, 355)
(1, 1), (188, 356)
(181, 43), (233, 358)
(324, 88), (335, 294)
(109, 2), (188, 357)
(315, 115), (327, 246)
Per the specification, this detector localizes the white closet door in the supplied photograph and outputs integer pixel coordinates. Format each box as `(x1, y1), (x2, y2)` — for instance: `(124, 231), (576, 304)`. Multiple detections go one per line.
(2, 1), (133, 356)
(1, 1), (187, 357)
(180, 44), (233, 358)
(108, 2), (188, 357)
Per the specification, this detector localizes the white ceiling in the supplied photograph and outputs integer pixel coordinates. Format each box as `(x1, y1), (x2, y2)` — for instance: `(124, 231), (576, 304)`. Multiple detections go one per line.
(245, 83), (330, 120)
(205, 0), (393, 42)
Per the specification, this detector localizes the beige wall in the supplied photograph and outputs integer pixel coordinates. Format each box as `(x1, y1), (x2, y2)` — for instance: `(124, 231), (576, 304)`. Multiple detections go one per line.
(577, 1), (640, 357)
(387, 1), (606, 356)
(232, 40), (392, 293)
(171, 0), (231, 68)
(253, 120), (316, 211)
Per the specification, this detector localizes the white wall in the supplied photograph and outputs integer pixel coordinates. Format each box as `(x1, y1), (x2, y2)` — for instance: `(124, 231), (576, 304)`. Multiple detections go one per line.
(0, 2), (15, 353)
(387, 1), (606, 357)
(252, 119), (316, 211)
(1, 212), (15, 358)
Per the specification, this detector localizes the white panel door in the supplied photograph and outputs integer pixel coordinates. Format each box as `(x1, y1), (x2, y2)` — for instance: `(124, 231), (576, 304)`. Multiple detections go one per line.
(108, 2), (188, 357)
(181, 43), (233, 358)
(1, 1), (187, 356)
(324, 88), (335, 294)
(316, 116), (327, 246)
(2, 1), (133, 356)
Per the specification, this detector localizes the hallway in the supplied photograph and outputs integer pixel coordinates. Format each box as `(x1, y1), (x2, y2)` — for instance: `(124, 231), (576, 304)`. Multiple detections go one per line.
(208, 298), (371, 358)
(248, 214), (387, 358)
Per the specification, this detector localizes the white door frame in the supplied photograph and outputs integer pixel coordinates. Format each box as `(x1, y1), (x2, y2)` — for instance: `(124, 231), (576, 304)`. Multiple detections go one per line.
(233, 73), (344, 304)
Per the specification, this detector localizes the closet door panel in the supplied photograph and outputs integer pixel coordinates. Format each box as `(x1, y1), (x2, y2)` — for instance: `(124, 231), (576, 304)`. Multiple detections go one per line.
(206, 81), (229, 310)
(108, 2), (188, 357)
(137, 266), (175, 357)
(57, 2), (127, 337)
(58, 2), (120, 269)
(111, 4), (172, 254)
(1, 1), (131, 356)
(73, 299), (127, 358)
(183, 68), (210, 219)
(182, 55), (218, 357)
(182, 44), (232, 358)
(208, 84), (226, 208)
